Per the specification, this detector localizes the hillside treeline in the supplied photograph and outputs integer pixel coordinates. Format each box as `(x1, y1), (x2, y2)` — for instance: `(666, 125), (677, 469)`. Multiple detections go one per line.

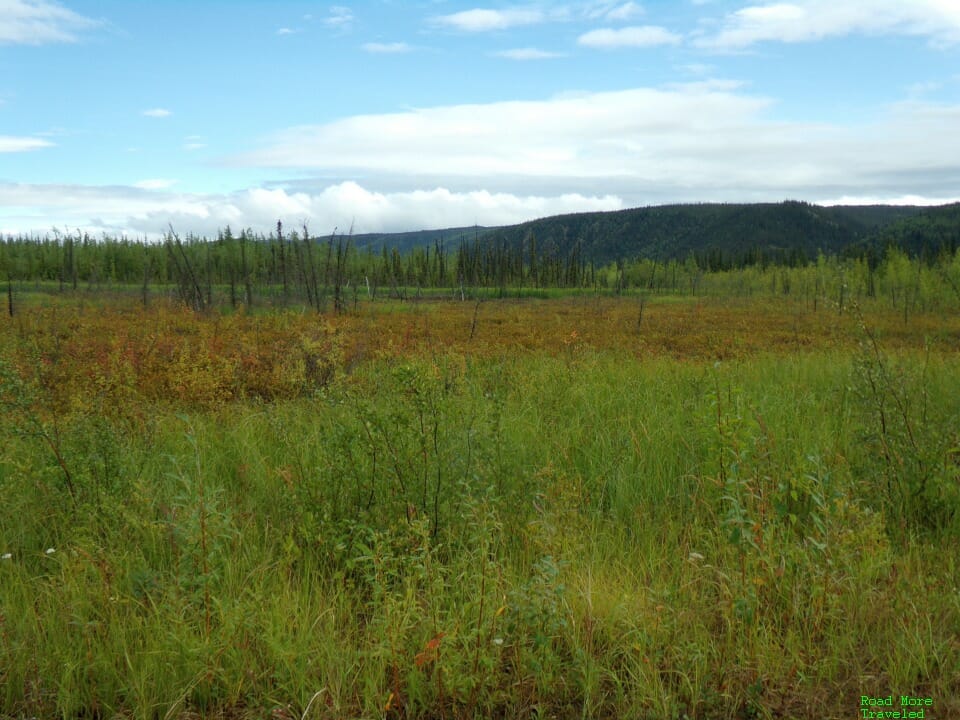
(476, 200), (956, 267)
(2, 203), (960, 314)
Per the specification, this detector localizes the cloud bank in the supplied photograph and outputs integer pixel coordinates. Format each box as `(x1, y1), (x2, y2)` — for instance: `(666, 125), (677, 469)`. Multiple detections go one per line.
(231, 85), (960, 201)
(0, 182), (625, 239)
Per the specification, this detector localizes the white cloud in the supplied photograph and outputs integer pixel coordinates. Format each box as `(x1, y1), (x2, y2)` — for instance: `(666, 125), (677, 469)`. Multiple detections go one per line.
(819, 193), (960, 207)
(142, 108), (172, 118)
(432, 4), (642, 32)
(0, 181), (624, 238)
(0, 135), (53, 152)
(226, 87), (960, 210)
(237, 86), (769, 179)
(698, 0), (960, 49)
(323, 6), (353, 28)
(362, 41), (411, 53)
(605, 2), (644, 21)
(493, 47), (564, 59)
(276, 27), (297, 36)
(133, 179), (177, 190)
(0, 0), (98, 45)
(432, 8), (544, 32)
(578, 25), (682, 47)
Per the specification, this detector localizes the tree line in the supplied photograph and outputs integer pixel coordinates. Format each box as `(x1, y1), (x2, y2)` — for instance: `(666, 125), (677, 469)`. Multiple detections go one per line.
(2, 222), (960, 316)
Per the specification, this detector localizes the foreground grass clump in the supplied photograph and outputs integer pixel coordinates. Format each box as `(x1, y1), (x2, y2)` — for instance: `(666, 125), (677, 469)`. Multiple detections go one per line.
(1, 296), (959, 719)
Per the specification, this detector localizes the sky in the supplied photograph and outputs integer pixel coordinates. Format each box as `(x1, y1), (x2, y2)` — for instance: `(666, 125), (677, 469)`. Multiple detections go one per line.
(1, 0), (959, 238)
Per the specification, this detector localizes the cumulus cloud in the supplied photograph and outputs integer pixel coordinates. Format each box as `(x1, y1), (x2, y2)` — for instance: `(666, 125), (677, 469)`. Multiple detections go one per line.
(698, 0), (960, 49)
(0, 135), (54, 152)
(578, 25), (682, 47)
(492, 47), (564, 59)
(432, 8), (544, 32)
(142, 108), (172, 118)
(225, 86), (960, 209)
(361, 41), (411, 53)
(0, 0), (98, 45)
(0, 181), (624, 238)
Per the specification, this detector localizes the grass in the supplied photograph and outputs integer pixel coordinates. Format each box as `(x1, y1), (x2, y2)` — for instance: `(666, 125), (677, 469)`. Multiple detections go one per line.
(0, 293), (958, 719)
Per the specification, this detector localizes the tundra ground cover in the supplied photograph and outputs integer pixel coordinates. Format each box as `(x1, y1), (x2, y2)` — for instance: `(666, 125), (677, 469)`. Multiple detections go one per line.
(1, 294), (958, 719)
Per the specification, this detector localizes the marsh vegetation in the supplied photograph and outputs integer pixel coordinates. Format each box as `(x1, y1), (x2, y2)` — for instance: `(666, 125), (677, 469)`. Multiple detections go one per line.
(1, 232), (959, 719)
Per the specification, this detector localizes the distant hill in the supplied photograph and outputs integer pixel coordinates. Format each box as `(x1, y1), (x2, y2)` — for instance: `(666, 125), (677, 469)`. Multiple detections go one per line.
(343, 202), (958, 268)
(826, 204), (928, 230)
(860, 203), (960, 258)
(348, 226), (496, 255)
(473, 201), (928, 266)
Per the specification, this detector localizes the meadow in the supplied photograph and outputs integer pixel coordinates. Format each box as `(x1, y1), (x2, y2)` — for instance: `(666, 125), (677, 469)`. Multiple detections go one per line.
(1, 287), (958, 720)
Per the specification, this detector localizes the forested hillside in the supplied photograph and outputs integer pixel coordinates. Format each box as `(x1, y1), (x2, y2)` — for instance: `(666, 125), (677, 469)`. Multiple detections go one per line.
(477, 201), (927, 267)
(350, 226), (495, 255)
(863, 202), (960, 258)
(2, 202), (958, 306)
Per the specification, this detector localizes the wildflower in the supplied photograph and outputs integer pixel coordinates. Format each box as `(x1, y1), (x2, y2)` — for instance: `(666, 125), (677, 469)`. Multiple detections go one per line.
(1, 553), (11, 560)
(45, 548), (55, 555)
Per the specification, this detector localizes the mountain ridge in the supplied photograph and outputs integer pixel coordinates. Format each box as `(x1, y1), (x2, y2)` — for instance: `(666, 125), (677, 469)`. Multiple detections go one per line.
(344, 201), (960, 266)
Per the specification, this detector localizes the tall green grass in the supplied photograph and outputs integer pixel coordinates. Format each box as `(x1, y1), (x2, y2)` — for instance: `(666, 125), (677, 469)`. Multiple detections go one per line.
(1, 347), (958, 718)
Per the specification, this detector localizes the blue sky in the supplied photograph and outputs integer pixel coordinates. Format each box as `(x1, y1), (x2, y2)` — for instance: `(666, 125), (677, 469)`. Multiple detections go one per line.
(2, 0), (959, 238)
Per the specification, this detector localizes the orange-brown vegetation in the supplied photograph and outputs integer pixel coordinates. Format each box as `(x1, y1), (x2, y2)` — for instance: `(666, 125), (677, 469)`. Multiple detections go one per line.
(3, 295), (956, 416)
